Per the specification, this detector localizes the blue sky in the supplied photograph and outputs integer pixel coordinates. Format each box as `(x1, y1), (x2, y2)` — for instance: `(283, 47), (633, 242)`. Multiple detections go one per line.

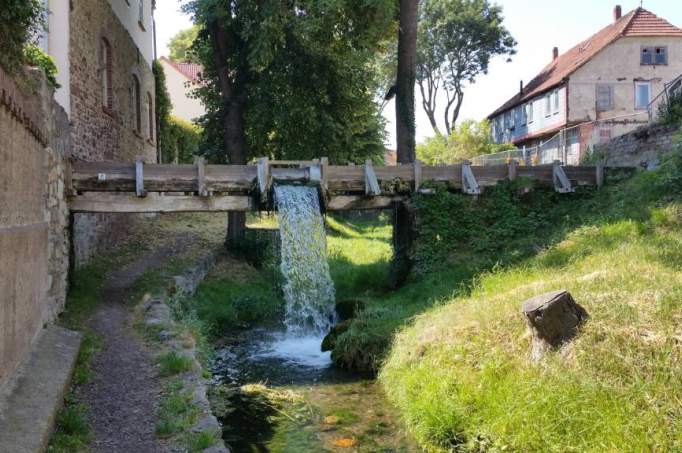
(155, 1), (682, 146)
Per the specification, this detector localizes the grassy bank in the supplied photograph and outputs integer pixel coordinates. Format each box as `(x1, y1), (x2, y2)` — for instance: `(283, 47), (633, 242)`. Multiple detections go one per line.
(377, 150), (682, 450)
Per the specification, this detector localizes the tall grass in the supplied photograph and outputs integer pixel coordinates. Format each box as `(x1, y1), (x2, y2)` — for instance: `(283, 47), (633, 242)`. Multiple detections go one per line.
(379, 151), (682, 450)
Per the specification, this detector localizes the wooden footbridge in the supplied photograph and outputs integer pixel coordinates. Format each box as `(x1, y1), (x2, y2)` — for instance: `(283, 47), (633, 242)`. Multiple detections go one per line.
(67, 158), (604, 213)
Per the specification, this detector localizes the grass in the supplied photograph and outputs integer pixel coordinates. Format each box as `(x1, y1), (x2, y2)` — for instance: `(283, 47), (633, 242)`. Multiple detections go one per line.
(156, 380), (200, 438)
(157, 351), (194, 377)
(47, 398), (92, 453)
(377, 149), (682, 450)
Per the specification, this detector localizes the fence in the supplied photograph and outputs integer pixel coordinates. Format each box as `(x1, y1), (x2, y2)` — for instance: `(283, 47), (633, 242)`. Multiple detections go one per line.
(473, 74), (682, 166)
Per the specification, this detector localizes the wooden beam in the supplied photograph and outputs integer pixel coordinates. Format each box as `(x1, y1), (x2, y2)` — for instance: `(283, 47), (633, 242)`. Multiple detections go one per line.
(508, 159), (518, 181)
(413, 160), (422, 191)
(461, 161), (481, 195)
(364, 160), (381, 196)
(69, 193), (252, 213)
(135, 157), (146, 197)
(196, 157), (208, 197)
(596, 162), (604, 188)
(257, 157), (269, 196)
(326, 195), (403, 211)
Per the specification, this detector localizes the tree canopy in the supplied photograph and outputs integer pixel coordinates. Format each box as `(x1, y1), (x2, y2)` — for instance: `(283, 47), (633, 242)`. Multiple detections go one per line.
(417, 0), (516, 135)
(168, 26), (200, 63)
(184, 0), (397, 165)
(0, 0), (45, 73)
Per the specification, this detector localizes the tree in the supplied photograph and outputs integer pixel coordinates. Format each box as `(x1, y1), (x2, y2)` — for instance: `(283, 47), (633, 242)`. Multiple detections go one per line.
(0, 0), (45, 73)
(396, 0), (419, 164)
(184, 0), (396, 246)
(416, 119), (514, 164)
(168, 26), (200, 62)
(153, 60), (173, 163)
(417, 0), (516, 136)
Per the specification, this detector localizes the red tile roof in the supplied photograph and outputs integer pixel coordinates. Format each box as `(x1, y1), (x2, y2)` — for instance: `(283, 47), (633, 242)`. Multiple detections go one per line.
(160, 57), (204, 83)
(489, 8), (682, 118)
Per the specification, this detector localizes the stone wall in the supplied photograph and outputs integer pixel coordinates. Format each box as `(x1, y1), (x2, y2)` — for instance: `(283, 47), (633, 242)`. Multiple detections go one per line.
(0, 67), (70, 392)
(70, 0), (157, 266)
(596, 123), (680, 169)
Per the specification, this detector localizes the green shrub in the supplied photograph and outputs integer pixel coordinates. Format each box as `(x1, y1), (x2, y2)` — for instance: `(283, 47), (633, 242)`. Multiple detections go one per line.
(23, 44), (59, 88)
(658, 88), (682, 126)
(0, 1), (45, 73)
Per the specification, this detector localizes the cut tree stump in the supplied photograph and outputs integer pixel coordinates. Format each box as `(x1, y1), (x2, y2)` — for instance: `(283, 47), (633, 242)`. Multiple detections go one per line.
(522, 290), (588, 361)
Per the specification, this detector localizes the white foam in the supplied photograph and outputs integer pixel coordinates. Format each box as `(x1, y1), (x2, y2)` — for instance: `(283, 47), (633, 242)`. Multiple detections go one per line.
(251, 333), (332, 368)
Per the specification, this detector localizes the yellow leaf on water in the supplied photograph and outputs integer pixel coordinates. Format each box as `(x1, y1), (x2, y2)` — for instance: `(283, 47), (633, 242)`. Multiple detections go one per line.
(331, 437), (357, 448)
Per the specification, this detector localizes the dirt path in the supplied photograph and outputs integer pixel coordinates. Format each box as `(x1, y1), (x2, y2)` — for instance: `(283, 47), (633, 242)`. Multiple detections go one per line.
(76, 236), (191, 453)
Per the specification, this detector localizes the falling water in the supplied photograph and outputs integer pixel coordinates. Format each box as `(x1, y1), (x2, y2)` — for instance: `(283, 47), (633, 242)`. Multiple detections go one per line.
(274, 184), (336, 336)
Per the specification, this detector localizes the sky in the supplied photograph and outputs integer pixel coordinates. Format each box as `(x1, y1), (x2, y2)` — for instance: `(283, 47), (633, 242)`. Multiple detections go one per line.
(155, 0), (682, 147)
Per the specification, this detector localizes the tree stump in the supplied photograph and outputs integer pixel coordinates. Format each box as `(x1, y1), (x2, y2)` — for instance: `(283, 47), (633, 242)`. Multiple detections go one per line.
(522, 290), (588, 361)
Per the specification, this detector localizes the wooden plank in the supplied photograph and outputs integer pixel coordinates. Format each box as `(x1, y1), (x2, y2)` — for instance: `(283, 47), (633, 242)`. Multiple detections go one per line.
(326, 195), (403, 211)
(471, 164), (507, 187)
(257, 157), (269, 195)
(595, 163), (604, 188)
(69, 193), (252, 213)
(508, 159), (518, 181)
(413, 160), (422, 191)
(135, 157), (146, 197)
(196, 157), (208, 197)
(364, 160), (381, 196)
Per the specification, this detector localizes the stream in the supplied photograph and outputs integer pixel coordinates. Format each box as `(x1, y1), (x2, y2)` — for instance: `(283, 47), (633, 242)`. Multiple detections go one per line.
(210, 328), (419, 452)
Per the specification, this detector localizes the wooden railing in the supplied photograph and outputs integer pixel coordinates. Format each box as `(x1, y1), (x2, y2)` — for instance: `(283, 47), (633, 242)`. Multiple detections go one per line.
(67, 158), (605, 213)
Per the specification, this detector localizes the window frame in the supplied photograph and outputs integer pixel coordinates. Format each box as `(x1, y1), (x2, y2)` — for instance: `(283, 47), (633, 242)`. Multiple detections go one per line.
(641, 46), (668, 66)
(101, 38), (113, 111)
(138, 0), (146, 31)
(634, 81), (651, 110)
(526, 102), (534, 124)
(132, 75), (142, 134)
(544, 94), (552, 117)
(596, 84), (614, 111)
(552, 90), (560, 114)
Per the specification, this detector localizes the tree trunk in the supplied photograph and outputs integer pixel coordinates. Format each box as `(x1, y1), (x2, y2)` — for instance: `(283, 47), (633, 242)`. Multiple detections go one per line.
(392, 0), (419, 288)
(395, 0), (418, 164)
(209, 19), (248, 248)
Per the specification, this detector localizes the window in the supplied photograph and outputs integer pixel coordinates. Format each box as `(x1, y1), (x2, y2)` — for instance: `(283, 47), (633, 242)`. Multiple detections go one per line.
(526, 102), (534, 124)
(641, 46), (667, 65)
(133, 75), (141, 133)
(101, 39), (113, 110)
(147, 92), (154, 141)
(552, 91), (560, 114)
(545, 95), (551, 117)
(635, 81), (651, 109)
(596, 84), (614, 111)
(138, 0), (145, 30)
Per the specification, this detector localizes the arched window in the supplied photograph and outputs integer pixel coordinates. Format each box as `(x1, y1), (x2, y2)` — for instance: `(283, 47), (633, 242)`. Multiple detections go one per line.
(101, 39), (113, 110)
(147, 92), (154, 141)
(132, 75), (141, 133)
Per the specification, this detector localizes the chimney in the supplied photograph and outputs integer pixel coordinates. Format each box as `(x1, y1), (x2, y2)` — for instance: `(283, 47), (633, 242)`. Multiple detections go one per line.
(614, 5), (622, 21)
(552, 47), (559, 61)
(520, 80), (524, 95)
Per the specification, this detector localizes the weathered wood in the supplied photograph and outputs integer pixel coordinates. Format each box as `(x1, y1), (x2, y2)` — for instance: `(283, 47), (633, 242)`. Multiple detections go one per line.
(596, 162), (604, 188)
(413, 160), (422, 191)
(326, 195), (401, 211)
(461, 161), (481, 195)
(196, 157), (208, 197)
(364, 160), (381, 196)
(135, 157), (146, 198)
(69, 193), (252, 213)
(553, 160), (574, 193)
(257, 157), (269, 196)
(508, 159), (518, 181)
(522, 290), (588, 361)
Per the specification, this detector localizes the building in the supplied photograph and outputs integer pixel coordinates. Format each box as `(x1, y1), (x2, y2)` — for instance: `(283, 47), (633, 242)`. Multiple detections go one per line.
(159, 57), (206, 123)
(488, 6), (682, 164)
(40, 0), (158, 264)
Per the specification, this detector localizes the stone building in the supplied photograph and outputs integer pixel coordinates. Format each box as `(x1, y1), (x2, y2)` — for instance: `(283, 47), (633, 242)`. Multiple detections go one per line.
(488, 6), (682, 163)
(41, 0), (157, 264)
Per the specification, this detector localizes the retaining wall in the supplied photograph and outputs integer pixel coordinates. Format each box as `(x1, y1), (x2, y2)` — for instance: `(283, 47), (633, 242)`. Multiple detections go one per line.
(596, 123), (680, 169)
(0, 68), (70, 393)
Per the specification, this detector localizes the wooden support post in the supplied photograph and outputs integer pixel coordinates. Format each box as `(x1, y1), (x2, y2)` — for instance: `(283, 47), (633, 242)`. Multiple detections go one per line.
(320, 157), (329, 193)
(596, 162), (604, 189)
(257, 157), (270, 196)
(135, 156), (147, 198)
(196, 157), (208, 197)
(364, 160), (381, 196)
(552, 160), (574, 193)
(64, 157), (75, 197)
(413, 159), (422, 192)
(508, 159), (518, 181)
(461, 160), (481, 195)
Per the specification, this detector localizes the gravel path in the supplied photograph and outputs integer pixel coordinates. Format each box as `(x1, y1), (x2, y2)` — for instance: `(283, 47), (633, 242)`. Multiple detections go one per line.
(76, 237), (191, 453)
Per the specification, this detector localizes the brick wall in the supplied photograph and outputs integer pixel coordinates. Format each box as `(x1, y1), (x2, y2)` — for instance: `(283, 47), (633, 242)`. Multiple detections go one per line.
(69, 0), (156, 266)
(596, 123), (680, 169)
(0, 67), (70, 392)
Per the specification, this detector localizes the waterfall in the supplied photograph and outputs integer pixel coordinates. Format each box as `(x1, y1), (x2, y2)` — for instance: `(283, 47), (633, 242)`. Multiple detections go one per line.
(274, 184), (336, 336)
